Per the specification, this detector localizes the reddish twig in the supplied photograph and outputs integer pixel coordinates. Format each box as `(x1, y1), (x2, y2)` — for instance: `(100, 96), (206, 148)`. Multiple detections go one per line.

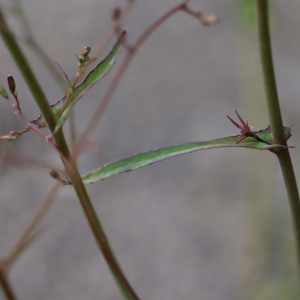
(73, 0), (217, 158)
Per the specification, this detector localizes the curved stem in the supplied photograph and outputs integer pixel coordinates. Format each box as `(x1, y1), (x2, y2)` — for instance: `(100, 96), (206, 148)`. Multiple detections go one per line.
(0, 8), (140, 300)
(256, 0), (300, 274)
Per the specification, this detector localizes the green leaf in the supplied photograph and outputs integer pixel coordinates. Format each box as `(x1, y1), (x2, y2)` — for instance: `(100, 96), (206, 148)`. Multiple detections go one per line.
(82, 126), (291, 184)
(30, 35), (124, 129)
(0, 85), (9, 99)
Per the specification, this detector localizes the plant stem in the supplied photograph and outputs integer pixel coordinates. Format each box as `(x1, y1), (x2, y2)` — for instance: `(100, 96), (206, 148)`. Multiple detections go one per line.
(92, 0), (136, 61)
(5, 182), (61, 270)
(0, 267), (17, 300)
(11, 0), (64, 88)
(256, 0), (300, 274)
(256, 0), (285, 144)
(0, 8), (140, 300)
(0, 9), (57, 131)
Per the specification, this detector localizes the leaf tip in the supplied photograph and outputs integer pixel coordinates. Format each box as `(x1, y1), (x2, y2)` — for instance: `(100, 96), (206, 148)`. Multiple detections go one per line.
(118, 29), (128, 44)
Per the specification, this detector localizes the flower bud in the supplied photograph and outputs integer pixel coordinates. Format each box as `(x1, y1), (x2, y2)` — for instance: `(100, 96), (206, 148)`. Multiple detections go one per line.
(7, 75), (16, 94)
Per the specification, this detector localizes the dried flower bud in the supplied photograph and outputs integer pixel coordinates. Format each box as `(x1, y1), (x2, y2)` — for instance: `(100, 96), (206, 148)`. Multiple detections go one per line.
(7, 75), (16, 94)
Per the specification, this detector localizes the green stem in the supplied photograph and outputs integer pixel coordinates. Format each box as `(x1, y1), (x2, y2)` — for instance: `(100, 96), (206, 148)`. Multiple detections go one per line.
(256, 0), (300, 273)
(12, 0), (65, 88)
(0, 8), (139, 300)
(0, 9), (57, 131)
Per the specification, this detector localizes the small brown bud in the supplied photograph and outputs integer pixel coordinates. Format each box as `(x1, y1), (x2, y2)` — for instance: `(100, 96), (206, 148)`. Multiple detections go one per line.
(49, 170), (61, 180)
(112, 6), (122, 21)
(7, 75), (16, 94)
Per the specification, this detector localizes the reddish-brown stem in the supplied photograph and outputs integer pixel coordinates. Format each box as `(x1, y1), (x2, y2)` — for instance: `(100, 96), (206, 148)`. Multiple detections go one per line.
(73, 0), (210, 158)
(16, 111), (73, 170)
(92, 0), (136, 62)
(4, 182), (61, 270)
(72, 49), (131, 158)
(132, 0), (190, 51)
(58, 1), (135, 147)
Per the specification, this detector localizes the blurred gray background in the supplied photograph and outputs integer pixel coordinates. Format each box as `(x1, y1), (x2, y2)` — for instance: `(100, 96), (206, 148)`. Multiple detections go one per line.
(0, 0), (300, 299)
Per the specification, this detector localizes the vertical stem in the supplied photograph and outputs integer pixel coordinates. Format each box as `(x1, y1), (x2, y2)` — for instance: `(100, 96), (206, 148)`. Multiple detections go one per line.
(256, 0), (300, 274)
(256, 0), (285, 144)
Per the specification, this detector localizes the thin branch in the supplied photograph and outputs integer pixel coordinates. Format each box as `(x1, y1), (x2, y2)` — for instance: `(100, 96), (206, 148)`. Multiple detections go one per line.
(11, 0), (65, 89)
(91, 0), (136, 64)
(65, 1), (135, 149)
(73, 0), (216, 158)
(130, 0), (190, 51)
(0, 266), (17, 300)
(0, 153), (63, 173)
(4, 182), (61, 270)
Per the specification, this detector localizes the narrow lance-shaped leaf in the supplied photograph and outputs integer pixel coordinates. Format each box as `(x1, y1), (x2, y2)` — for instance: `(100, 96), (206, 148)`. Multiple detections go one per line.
(81, 126), (291, 184)
(30, 32), (125, 129)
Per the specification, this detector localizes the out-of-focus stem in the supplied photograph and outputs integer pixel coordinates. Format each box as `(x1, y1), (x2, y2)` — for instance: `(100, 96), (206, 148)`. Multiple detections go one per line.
(5, 182), (61, 270)
(0, 267), (17, 300)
